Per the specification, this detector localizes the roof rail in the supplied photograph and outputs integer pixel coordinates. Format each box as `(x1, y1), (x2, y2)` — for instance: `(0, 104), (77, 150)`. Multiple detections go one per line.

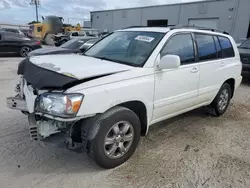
(170, 25), (229, 35)
(122, 25), (176, 29)
(122, 26), (147, 29)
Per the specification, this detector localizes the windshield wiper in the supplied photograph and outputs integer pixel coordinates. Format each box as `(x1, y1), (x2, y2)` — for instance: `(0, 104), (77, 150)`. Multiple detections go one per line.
(93, 56), (141, 67)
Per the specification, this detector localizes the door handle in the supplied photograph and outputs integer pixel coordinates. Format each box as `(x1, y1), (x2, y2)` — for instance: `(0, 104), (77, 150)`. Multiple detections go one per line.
(220, 62), (225, 67)
(190, 67), (199, 73)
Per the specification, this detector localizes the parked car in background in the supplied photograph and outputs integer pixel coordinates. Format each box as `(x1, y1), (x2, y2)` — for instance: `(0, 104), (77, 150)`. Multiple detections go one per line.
(238, 38), (250, 78)
(28, 37), (100, 57)
(236, 38), (247, 47)
(0, 31), (42, 57)
(54, 29), (99, 46)
(0, 28), (25, 36)
(7, 26), (242, 169)
(80, 38), (101, 52)
(20, 29), (32, 38)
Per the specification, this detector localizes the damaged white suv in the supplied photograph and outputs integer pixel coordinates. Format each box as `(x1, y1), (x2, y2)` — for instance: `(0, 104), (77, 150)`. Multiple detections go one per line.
(7, 26), (242, 168)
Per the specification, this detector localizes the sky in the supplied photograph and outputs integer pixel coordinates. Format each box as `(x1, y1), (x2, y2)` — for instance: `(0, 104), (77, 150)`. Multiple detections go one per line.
(0, 0), (204, 25)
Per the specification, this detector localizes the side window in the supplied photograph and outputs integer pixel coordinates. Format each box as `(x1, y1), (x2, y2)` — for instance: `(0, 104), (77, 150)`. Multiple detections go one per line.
(218, 36), (235, 58)
(161, 34), (195, 65)
(37, 27), (42, 32)
(195, 34), (217, 61)
(213, 36), (222, 58)
(4, 34), (21, 41)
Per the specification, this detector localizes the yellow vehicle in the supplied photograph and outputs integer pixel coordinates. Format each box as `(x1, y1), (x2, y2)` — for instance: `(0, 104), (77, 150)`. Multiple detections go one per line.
(29, 16), (81, 45)
(63, 23), (81, 32)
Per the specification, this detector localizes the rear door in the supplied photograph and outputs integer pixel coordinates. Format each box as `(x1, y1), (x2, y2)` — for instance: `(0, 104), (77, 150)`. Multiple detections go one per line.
(2, 34), (23, 54)
(195, 33), (236, 104)
(0, 34), (14, 54)
(0, 34), (8, 54)
(195, 33), (221, 104)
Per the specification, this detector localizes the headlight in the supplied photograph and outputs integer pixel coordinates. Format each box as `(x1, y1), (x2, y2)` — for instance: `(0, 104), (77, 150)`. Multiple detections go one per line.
(36, 93), (84, 118)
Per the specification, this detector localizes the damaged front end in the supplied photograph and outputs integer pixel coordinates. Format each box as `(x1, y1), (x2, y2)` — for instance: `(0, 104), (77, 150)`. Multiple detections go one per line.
(6, 59), (85, 148)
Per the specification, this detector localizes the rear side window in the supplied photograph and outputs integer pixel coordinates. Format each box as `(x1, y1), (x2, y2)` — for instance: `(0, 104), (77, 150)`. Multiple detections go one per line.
(161, 33), (195, 65)
(195, 34), (217, 61)
(213, 36), (223, 58)
(218, 36), (235, 58)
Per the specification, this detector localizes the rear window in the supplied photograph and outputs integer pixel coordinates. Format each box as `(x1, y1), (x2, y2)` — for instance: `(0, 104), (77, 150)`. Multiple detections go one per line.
(195, 34), (217, 61)
(218, 36), (235, 58)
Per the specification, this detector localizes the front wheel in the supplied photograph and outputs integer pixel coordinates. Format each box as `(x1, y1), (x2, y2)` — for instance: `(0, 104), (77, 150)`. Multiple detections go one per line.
(210, 83), (232, 116)
(81, 106), (141, 169)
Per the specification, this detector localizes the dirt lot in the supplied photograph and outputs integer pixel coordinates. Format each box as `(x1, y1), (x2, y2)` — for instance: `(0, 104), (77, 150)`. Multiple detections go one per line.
(0, 57), (250, 188)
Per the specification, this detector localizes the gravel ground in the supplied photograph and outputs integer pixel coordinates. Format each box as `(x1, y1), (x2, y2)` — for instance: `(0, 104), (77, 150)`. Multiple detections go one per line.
(0, 57), (250, 188)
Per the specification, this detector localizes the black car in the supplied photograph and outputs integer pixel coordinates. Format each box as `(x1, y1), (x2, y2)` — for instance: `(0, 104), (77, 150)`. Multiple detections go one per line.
(28, 37), (100, 57)
(0, 31), (42, 57)
(238, 39), (250, 78)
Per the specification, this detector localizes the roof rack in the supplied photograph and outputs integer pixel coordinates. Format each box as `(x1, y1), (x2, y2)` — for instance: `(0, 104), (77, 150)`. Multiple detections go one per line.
(122, 25), (175, 29)
(122, 26), (147, 29)
(170, 25), (229, 35)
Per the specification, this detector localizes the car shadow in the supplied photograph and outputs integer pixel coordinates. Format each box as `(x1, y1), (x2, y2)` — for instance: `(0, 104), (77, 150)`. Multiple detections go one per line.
(1, 108), (209, 175)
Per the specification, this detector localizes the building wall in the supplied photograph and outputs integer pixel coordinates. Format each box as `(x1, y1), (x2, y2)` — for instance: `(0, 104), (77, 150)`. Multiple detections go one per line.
(233, 0), (250, 40)
(0, 24), (29, 30)
(91, 0), (250, 40)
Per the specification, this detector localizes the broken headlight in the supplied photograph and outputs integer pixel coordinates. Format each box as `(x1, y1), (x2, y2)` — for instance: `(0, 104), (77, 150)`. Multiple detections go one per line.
(36, 93), (84, 118)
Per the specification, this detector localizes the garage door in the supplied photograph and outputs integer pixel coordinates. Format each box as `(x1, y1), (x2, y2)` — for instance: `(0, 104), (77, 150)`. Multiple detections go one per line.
(189, 18), (219, 29)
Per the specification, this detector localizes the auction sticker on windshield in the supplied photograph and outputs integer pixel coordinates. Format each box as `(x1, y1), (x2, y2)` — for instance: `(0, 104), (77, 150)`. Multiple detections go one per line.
(135, 35), (155, 42)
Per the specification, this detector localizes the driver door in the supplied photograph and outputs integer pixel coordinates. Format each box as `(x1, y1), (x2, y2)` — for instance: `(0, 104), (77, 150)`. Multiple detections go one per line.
(153, 33), (200, 122)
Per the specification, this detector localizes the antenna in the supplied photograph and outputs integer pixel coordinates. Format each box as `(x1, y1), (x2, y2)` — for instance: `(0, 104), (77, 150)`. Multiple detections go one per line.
(30, 0), (40, 22)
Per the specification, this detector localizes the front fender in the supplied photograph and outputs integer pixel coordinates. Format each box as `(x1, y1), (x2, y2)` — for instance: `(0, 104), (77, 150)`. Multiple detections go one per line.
(73, 74), (155, 125)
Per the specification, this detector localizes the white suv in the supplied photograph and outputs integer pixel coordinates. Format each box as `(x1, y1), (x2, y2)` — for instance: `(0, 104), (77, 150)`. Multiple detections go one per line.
(7, 26), (242, 169)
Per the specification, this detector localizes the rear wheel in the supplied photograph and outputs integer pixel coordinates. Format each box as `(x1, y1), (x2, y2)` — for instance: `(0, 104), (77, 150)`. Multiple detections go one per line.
(209, 83), (232, 116)
(81, 106), (141, 169)
(20, 46), (32, 57)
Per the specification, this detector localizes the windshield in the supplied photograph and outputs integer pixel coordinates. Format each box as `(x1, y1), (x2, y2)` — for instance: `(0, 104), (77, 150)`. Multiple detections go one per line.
(85, 31), (164, 67)
(239, 39), (250, 49)
(60, 39), (88, 49)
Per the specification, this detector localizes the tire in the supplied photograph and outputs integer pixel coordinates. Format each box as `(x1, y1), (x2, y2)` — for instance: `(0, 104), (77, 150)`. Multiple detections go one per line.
(210, 83), (232, 116)
(81, 106), (141, 169)
(20, 46), (32, 57)
(44, 34), (55, 46)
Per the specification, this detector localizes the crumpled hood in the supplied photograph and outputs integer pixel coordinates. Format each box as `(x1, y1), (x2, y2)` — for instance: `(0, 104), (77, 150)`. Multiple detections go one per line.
(28, 47), (74, 57)
(29, 54), (134, 79)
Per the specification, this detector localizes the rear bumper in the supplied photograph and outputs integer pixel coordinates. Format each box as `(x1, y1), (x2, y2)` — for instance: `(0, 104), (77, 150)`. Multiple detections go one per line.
(242, 71), (250, 78)
(242, 64), (250, 78)
(31, 44), (42, 50)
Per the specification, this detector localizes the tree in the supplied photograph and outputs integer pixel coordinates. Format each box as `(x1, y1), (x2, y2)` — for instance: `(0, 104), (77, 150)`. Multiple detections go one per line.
(28, 21), (41, 25)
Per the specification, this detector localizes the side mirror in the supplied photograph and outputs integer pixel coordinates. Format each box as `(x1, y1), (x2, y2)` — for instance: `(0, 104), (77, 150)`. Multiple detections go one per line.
(157, 55), (181, 70)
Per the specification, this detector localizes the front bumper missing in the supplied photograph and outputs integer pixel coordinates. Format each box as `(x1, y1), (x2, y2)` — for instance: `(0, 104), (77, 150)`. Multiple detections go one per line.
(6, 97), (28, 112)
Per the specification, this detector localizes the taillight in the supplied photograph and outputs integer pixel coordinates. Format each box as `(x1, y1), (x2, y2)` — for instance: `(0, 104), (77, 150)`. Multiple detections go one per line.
(35, 41), (41, 45)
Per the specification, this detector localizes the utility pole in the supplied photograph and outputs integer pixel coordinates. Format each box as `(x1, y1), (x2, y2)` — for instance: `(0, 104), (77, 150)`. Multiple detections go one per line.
(30, 0), (40, 22)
